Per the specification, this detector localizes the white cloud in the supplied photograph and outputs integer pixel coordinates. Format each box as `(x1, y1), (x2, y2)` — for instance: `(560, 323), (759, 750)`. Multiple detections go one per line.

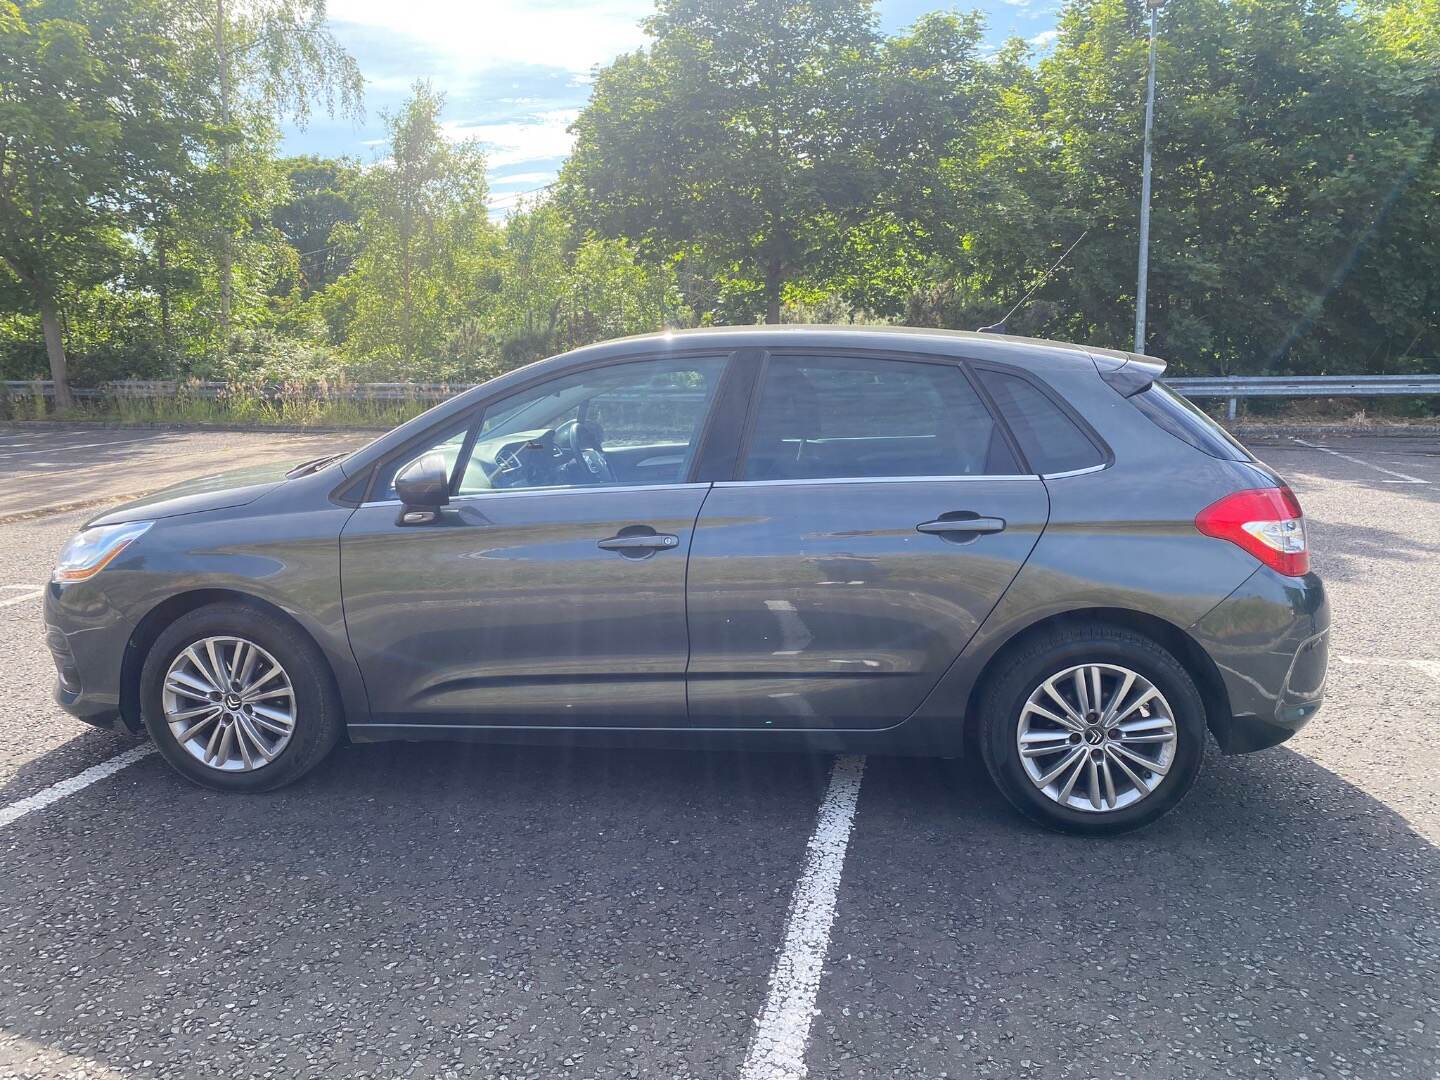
(1028, 29), (1059, 47)
(328, 0), (650, 79)
(490, 171), (560, 187)
(445, 107), (580, 169)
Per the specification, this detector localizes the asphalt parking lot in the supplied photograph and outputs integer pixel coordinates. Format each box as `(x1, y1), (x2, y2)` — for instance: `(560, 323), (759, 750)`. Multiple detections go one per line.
(0, 425), (1437, 1080)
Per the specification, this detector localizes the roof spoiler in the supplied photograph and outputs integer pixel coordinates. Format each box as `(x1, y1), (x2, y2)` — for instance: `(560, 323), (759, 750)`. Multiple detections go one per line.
(1092, 352), (1166, 397)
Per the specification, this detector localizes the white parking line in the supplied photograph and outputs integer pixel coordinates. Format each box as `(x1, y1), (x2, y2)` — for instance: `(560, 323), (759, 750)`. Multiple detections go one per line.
(0, 437), (157, 459)
(0, 588), (43, 608)
(0, 745), (155, 831)
(1292, 438), (1430, 484)
(741, 755), (865, 1080)
(1336, 655), (1440, 686)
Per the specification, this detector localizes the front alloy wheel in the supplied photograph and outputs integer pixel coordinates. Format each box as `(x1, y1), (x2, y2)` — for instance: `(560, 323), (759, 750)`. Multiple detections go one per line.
(1017, 663), (1177, 813)
(162, 635), (296, 771)
(141, 601), (341, 792)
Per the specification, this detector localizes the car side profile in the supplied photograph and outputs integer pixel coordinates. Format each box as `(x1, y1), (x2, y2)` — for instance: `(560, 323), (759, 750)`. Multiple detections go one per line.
(43, 327), (1329, 834)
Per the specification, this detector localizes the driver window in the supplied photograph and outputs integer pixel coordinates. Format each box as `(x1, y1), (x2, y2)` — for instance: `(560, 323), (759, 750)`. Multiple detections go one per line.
(382, 355), (727, 499)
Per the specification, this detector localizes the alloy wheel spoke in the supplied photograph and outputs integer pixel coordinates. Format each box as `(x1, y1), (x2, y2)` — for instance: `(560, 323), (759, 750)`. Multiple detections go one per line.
(169, 703), (222, 724)
(1073, 668), (1092, 715)
(243, 686), (293, 705)
(1112, 742), (1169, 777)
(1100, 755), (1118, 809)
(1041, 681), (1086, 729)
(1055, 751), (1087, 803)
(1100, 670), (1136, 726)
(166, 669), (213, 698)
(1111, 687), (1161, 726)
(243, 664), (285, 696)
(250, 703), (294, 732)
(1104, 745), (1151, 794)
(236, 714), (276, 761)
(1085, 754), (1102, 810)
(182, 647), (221, 692)
(1037, 746), (1085, 787)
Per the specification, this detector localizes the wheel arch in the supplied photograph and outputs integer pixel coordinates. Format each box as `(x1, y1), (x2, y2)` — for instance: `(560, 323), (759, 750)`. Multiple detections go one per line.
(119, 588), (343, 735)
(962, 606), (1232, 746)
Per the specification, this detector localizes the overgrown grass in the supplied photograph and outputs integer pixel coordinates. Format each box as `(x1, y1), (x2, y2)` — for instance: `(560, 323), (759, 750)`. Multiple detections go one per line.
(1, 381), (446, 428)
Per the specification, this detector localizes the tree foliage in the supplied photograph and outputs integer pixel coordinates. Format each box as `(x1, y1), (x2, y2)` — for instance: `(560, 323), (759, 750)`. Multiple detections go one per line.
(1, 0), (1437, 399)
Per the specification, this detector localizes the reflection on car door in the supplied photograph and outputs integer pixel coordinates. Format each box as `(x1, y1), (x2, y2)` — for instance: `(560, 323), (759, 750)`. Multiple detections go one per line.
(685, 351), (1051, 730)
(340, 354), (727, 730)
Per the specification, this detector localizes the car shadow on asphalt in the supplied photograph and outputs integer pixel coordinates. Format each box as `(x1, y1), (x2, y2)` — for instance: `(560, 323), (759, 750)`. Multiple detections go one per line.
(0, 736), (1436, 1078)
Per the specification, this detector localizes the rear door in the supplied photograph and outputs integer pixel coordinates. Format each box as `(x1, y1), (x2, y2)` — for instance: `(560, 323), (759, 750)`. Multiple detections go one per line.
(684, 350), (1050, 730)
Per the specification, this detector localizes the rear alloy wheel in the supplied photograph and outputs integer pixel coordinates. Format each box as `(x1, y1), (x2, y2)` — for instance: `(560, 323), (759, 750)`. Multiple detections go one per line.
(141, 602), (341, 792)
(1017, 664), (1177, 813)
(979, 623), (1206, 835)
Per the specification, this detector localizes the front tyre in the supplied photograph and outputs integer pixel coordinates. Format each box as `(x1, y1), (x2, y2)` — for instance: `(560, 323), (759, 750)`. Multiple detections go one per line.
(140, 603), (342, 792)
(978, 624), (1206, 835)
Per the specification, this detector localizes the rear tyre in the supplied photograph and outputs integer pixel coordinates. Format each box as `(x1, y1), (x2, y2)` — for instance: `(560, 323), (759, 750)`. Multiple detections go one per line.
(140, 602), (342, 792)
(978, 623), (1206, 836)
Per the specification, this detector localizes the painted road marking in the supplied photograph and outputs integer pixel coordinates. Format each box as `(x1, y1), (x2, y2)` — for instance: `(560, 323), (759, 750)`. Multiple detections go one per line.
(1336, 655), (1440, 686)
(0, 588), (43, 608)
(0, 437), (157, 459)
(741, 754), (865, 1080)
(0, 745), (155, 831)
(1292, 438), (1430, 484)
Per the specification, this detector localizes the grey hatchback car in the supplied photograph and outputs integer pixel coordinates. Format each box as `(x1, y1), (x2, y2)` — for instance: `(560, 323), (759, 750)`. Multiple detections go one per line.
(44, 327), (1328, 834)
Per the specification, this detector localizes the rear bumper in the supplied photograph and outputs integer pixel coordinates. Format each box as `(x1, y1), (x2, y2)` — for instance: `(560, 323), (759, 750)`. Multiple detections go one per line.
(1191, 568), (1329, 753)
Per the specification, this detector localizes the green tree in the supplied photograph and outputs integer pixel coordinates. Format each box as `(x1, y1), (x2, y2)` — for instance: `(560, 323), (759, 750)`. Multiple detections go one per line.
(181, 0), (362, 346)
(565, 0), (884, 323)
(336, 83), (493, 367)
(270, 155), (360, 297)
(1033, 0), (1440, 372)
(0, 0), (205, 404)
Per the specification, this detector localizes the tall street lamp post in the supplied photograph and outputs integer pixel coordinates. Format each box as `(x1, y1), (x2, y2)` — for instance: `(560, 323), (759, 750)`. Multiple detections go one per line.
(1134, 0), (1166, 354)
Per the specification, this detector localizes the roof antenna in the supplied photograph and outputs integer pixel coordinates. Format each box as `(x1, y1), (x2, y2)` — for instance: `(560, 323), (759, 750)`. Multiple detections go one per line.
(977, 229), (1089, 334)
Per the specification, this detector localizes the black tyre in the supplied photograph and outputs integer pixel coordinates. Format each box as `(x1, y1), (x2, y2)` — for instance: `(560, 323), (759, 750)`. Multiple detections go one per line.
(139, 602), (342, 792)
(978, 622), (1206, 836)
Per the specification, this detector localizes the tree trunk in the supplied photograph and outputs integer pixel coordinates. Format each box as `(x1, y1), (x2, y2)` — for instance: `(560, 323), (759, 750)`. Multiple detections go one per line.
(158, 234), (173, 357)
(215, 0), (233, 350)
(37, 292), (74, 411)
(764, 256), (783, 325)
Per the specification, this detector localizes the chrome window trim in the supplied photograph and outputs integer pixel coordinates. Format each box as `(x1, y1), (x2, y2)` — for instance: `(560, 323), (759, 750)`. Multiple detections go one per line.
(362, 481), (712, 508)
(1040, 463), (1111, 480)
(712, 474), (1038, 489)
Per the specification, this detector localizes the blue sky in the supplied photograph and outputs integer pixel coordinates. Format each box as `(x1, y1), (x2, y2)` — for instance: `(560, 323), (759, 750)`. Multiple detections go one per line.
(282, 0), (1063, 214)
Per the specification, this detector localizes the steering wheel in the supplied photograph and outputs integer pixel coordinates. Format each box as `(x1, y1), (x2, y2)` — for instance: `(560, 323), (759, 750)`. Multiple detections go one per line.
(553, 418), (616, 484)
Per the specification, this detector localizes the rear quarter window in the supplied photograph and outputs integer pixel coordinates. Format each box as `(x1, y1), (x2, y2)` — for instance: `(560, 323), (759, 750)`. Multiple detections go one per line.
(1131, 382), (1253, 462)
(976, 368), (1107, 475)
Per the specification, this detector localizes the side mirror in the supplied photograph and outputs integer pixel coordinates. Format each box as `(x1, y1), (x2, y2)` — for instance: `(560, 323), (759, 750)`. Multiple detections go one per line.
(394, 452), (450, 525)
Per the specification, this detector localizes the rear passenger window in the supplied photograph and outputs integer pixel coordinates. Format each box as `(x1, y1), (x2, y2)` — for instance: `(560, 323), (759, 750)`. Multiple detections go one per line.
(1131, 381), (1253, 461)
(741, 355), (1019, 481)
(977, 369), (1106, 475)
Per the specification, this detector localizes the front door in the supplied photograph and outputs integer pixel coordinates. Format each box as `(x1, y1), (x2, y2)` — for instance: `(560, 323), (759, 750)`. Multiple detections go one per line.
(341, 353), (728, 728)
(685, 351), (1050, 729)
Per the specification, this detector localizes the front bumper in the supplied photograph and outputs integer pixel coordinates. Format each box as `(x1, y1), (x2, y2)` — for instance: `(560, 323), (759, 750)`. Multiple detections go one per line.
(1191, 568), (1329, 753)
(43, 583), (132, 730)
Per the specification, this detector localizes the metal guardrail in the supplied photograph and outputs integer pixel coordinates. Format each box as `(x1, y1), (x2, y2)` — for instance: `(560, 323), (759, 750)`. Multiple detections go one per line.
(6, 374), (1440, 419)
(1166, 374), (1440, 419)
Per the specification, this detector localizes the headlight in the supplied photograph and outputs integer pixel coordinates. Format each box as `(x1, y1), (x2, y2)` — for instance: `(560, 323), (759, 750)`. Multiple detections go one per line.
(52, 521), (153, 583)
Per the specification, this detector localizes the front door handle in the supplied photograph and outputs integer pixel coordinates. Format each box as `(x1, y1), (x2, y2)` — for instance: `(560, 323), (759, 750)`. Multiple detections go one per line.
(597, 532), (680, 552)
(916, 515), (1007, 536)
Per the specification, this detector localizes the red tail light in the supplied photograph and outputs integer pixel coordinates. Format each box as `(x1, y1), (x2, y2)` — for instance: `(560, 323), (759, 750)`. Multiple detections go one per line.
(1195, 486), (1309, 576)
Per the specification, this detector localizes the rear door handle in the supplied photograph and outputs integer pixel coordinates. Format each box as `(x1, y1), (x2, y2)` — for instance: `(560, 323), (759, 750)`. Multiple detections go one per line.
(916, 516), (1006, 536)
(597, 533), (680, 551)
